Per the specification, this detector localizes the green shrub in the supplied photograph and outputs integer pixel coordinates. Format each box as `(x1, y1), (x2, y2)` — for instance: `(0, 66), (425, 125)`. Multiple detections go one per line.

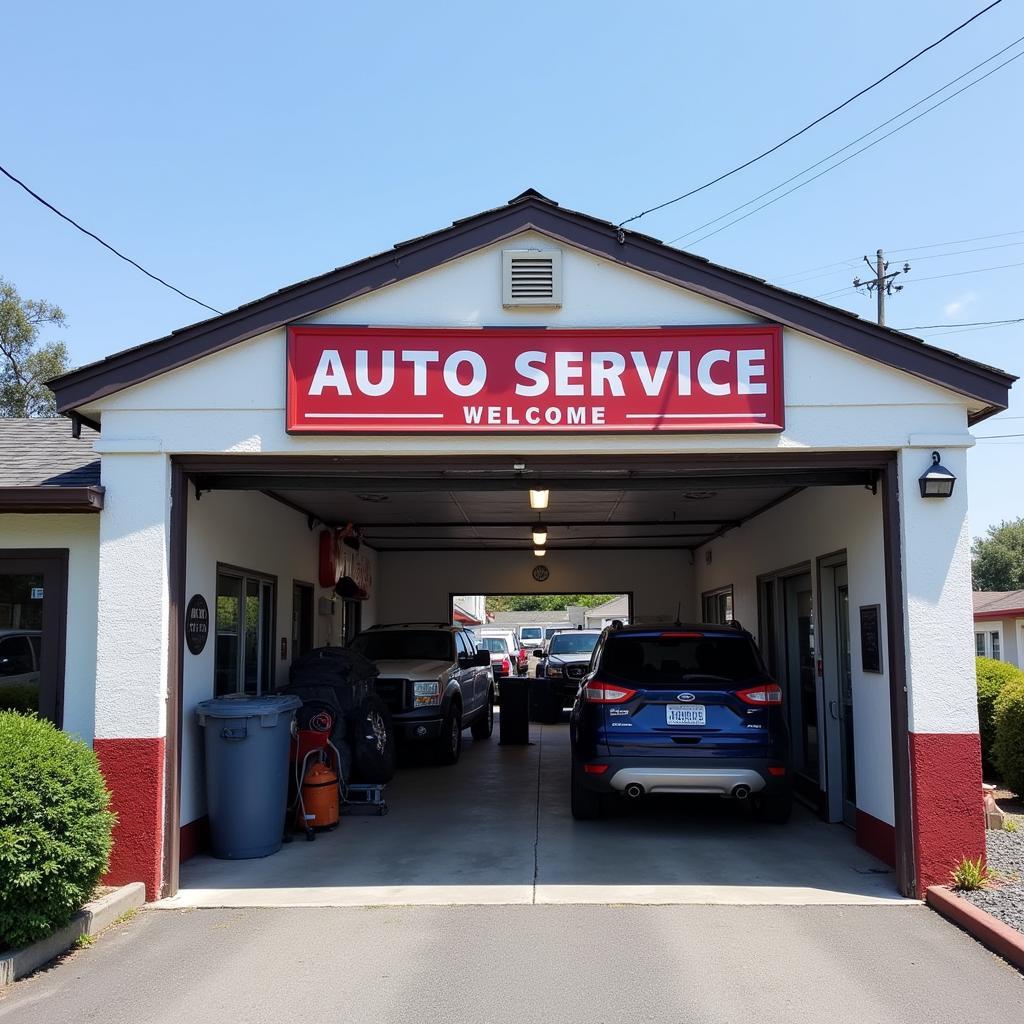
(0, 713), (116, 949)
(976, 657), (1024, 775)
(994, 675), (1024, 799)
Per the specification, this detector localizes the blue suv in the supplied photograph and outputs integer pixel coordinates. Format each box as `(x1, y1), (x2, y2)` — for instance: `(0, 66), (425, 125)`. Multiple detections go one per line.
(569, 623), (792, 822)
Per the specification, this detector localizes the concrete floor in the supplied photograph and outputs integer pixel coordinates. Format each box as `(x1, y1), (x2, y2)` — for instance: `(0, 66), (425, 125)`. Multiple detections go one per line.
(163, 720), (909, 908)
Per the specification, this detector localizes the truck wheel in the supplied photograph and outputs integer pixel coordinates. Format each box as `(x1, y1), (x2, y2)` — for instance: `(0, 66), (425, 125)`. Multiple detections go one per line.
(570, 767), (606, 820)
(435, 703), (463, 765)
(349, 693), (396, 783)
(470, 689), (494, 740)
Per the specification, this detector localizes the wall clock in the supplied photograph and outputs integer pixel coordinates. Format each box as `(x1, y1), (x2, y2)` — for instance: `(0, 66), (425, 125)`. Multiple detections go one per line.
(532, 564), (550, 582)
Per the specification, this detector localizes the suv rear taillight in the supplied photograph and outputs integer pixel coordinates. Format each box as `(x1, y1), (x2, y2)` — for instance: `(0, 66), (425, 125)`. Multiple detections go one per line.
(736, 683), (783, 705)
(501, 658), (511, 673)
(583, 679), (637, 704)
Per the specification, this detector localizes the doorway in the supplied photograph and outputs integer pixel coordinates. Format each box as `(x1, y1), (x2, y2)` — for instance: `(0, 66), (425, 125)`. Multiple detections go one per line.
(291, 582), (314, 661)
(820, 556), (855, 826)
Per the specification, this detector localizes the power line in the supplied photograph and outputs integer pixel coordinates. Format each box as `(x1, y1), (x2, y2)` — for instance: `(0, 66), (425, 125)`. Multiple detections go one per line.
(668, 45), (1024, 249)
(617, 0), (1004, 228)
(668, 36), (1024, 248)
(816, 258), (1024, 299)
(974, 432), (1024, 439)
(775, 228), (1024, 282)
(899, 317), (1024, 329)
(0, 163), (223, 315)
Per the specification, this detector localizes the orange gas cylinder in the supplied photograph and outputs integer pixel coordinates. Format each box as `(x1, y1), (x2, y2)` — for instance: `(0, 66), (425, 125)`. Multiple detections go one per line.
(298, 759), (339, 830)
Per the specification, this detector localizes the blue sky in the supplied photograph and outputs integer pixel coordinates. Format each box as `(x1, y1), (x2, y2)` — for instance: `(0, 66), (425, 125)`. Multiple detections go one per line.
(2, 1), (1021, 535)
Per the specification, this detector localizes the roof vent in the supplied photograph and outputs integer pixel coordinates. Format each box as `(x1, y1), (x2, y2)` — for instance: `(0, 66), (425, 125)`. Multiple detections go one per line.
(502, 249), (562, 308)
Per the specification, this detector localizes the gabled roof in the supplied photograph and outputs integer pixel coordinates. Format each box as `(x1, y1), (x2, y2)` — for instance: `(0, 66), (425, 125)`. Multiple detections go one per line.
(973, 591), (1024, 619)
(49, 190), (1015, 421)
(0, 418), (104, 512)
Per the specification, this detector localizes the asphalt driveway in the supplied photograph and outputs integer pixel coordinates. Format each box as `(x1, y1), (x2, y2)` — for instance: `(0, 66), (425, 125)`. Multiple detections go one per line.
(2, 904), (1021, 1023)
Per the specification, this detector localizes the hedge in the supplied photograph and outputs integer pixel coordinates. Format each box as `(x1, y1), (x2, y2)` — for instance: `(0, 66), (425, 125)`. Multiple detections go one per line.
(0, 713), (116, 950)
(994, 675), (1024, 799)
(976, 657), (1024, 776)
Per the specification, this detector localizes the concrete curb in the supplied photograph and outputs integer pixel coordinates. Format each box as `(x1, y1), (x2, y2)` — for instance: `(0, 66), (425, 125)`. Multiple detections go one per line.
(926, 885), (1024, 972)
(0, 882), (146, 987)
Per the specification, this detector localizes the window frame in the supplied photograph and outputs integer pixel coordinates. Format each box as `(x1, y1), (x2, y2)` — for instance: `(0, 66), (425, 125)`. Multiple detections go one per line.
(702, 585), (735, 625)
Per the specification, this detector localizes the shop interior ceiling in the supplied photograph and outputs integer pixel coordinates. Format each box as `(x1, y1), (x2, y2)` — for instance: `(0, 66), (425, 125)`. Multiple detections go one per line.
(189, 458), (876, 551)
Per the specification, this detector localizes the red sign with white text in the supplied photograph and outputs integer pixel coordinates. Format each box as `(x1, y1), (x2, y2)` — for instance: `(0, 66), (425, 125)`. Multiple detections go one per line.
(286, 326), (784, 434)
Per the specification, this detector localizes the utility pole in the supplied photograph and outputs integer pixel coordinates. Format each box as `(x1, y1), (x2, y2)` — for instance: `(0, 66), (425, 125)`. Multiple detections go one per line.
(852, 249), (910, 326)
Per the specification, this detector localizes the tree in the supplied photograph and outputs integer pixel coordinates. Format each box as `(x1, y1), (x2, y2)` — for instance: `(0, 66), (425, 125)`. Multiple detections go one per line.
(0, 278), (69, 417)
(972, 518), (1024, 592)
(486, 594), (616, 613)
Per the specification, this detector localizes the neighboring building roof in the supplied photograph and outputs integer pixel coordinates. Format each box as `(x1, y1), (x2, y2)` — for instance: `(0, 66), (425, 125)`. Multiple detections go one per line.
(584, 594), (630, 618)
(0, 418), (104, 512)
(973, 591), (1024, 619)
(452, 602), (482, 626)
(490, 610), (571, 625)
(48, 190), (1015, 421)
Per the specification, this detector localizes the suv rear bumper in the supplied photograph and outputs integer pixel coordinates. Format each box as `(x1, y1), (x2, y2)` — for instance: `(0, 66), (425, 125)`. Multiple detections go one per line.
(574, 755), (789, 797)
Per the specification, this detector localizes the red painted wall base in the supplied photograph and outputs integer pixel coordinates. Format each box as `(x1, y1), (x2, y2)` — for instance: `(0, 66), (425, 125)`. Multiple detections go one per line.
(179, 816), (210, 863)
(93, 737), (165, 901)
(856, 809), (896, 867)
(909, 731), (984, 897)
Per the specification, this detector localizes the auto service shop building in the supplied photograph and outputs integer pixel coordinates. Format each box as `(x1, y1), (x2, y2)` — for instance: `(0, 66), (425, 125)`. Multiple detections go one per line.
(0, 191), (1014, 901)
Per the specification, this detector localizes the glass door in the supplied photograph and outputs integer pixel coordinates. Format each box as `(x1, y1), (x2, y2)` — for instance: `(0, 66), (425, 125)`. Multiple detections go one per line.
(215, 568), (275, 696)
(783, 572), (818, 789)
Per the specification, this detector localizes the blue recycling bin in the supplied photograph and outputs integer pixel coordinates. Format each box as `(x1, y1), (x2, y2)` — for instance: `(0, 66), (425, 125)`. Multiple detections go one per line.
(196, 693), (302, 859)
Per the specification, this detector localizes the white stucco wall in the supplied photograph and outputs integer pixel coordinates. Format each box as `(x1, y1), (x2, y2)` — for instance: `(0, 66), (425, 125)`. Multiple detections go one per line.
(376, 548), (693, 625)
(898, 446), (978, 735)
(692, 485), (894, 828)
(179, 487), (378, 825)
(0, 513), (99, 743)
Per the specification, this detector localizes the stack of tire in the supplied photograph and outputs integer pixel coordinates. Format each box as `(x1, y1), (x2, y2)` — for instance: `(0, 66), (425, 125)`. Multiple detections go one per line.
(281, 646), (396, 784)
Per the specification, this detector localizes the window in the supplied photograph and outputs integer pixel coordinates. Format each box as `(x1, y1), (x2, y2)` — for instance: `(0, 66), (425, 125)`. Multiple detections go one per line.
(702, 586), (734, 625)
(215, 568), (275, 696)
(478, 636), (509, 654)
(976, 628), (1003, 660)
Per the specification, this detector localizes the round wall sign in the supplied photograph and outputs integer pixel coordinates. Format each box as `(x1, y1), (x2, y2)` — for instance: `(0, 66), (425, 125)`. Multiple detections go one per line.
(532, 564), (550, 582)
(185, 594), (210, 655)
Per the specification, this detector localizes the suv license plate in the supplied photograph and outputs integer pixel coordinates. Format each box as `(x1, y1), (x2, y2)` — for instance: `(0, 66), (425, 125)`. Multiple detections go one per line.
(666, 705), (706, 726)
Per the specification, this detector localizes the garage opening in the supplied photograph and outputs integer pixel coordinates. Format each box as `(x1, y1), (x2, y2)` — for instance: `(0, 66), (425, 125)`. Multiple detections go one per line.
(164, 453), (908, 906)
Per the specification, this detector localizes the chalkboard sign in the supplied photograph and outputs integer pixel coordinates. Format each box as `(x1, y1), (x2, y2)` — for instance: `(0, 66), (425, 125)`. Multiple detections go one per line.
(185, 594), (210, 655)
(859, 604), (882, 674)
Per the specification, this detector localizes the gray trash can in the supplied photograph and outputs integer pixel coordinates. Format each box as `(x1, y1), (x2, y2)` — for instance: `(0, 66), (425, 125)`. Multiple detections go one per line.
(196, 693), (302, 859)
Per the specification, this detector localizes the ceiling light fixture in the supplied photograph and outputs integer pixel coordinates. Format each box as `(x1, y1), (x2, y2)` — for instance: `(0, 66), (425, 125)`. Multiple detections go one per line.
(532, 525), (548, 547)
(529, 488), (550, 510)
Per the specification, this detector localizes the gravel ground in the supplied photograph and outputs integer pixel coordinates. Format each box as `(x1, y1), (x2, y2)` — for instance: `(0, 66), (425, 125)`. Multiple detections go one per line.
(960, 821), (1024, 933)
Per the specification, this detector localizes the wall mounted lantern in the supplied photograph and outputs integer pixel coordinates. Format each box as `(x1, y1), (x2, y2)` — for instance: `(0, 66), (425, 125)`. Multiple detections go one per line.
(919, 451), (956, 498)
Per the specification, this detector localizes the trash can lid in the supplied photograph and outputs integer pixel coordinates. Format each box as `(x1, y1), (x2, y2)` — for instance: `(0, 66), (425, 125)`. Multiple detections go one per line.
(195, 693), (302, 719)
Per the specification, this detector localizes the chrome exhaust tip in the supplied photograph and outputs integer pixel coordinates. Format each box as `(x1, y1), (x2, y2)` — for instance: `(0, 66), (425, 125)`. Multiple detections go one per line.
(732, 785), (751, 800)
(624, 783), (644, 799)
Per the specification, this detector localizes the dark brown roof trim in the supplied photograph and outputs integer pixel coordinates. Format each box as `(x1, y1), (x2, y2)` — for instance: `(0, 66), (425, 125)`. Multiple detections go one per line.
(0, 486), (105, 513)
(49, 193), (1015, 418)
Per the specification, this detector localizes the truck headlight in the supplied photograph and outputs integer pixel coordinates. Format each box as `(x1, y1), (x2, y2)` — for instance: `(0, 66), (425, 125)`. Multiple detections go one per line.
(546, 665), (563, 678)
(413, 680), (440, 706)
